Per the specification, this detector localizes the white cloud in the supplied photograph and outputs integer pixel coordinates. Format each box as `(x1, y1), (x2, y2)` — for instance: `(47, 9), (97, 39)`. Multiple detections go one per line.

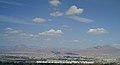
(5, 28), (21, 34)
(49, 0), (61, 6)
(69, 16), (93, 23)
(4, 28), (64, 37)
(50, 11), (63, 17)
(87, 28), (108, 35)
(32, 17), (47, 23)
(4, 28), (38, 38)
(5, 28), (14, 31)
(66, 5), (84, 15)
(39, 29), (63, 36)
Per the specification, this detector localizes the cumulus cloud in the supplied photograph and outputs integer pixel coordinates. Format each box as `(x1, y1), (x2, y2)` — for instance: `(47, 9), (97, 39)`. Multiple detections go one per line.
(32, 17), (47, 23)
(69, 16), (93, 23)
(87, 28), (108, 35)
(50, 11), (63, 17)
(49, 0), (61, 6)
(39, 29), (63, 36)
(66, 5), (84, 15)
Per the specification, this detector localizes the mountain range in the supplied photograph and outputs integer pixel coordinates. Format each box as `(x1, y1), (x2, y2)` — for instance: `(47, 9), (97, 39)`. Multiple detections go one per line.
(0, 45), (120, 58)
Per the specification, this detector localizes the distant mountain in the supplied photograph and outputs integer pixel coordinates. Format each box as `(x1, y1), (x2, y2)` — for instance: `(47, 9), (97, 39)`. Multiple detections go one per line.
(76, 45), (120, 58)
(0, 45), (120, 58)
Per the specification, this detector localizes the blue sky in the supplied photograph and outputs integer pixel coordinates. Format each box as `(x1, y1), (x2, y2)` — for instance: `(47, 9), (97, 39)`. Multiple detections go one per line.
(0, 0), (120, 49)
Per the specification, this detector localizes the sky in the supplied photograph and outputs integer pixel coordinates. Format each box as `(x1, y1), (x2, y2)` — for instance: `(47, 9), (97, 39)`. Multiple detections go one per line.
(0, 0), (120, 49)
